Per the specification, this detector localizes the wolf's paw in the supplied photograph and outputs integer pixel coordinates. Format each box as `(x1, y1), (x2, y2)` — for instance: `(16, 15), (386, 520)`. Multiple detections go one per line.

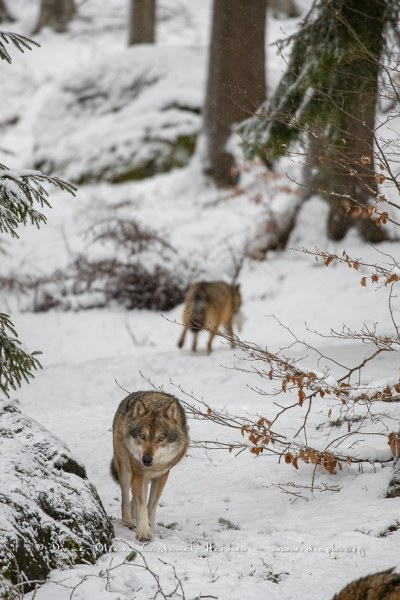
(121, 519), (135, 530)
(136, 526), (152, 542)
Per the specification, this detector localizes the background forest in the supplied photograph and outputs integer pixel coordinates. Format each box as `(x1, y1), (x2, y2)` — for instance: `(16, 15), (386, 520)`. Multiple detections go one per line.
(0, 0), (400, 599)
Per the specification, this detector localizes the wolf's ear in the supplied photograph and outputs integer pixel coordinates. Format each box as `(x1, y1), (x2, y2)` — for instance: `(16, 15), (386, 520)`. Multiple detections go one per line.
(164, 400), (180, 423)
(132, 399), (147, 418)
(234, 283), (240, 291)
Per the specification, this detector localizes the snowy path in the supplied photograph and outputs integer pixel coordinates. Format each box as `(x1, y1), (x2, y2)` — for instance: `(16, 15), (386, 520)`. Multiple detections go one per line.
(2, 1), (399, 596)
(12, 308), (400, 600)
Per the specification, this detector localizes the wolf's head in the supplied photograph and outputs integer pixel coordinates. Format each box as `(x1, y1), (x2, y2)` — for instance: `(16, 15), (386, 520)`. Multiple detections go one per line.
(126, 398), (187, 469)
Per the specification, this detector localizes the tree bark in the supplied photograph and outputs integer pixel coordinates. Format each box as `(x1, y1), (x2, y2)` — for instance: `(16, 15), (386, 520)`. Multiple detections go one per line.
(33, 0), (76, 34)
(305, 0), (387, 242)
(0, 0), (14, 22)
(128, 0), (156, 45)
(202, 0), (267, 187)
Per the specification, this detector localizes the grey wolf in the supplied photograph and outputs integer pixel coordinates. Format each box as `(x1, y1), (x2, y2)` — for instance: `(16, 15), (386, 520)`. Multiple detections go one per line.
(177, 280), (242, 353)
(332, 569), (400, 600)
(111, 391), (189, 542)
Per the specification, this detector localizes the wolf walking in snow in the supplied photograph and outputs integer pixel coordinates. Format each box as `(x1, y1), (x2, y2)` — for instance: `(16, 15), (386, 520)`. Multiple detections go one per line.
(177, 280), (242, 353)
(111, 391), (189, 542)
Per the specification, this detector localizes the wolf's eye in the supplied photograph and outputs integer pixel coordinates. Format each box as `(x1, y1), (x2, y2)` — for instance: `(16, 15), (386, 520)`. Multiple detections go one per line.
(158, 435), (165, 443)
(139, 433), (146, 440)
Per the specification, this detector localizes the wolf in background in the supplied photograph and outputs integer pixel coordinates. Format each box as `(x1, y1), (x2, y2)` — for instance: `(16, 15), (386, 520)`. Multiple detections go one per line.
(177, 280), (242, 353)
(111, 391), (189, 542)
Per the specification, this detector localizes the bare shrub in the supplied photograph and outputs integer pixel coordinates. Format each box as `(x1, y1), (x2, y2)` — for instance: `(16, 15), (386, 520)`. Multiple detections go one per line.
(22, 218), (187, 312)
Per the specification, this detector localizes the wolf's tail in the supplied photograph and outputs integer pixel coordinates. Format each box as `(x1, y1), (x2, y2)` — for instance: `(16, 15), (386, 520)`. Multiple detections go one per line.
(190, 287), (208, 331)
(110, 457), (119, 482)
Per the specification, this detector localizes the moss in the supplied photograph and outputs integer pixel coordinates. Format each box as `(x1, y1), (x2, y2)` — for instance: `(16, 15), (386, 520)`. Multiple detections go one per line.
(63, 537), (85, 562)
(37, 524), (53, 547)
(166, 134), (197, 165)
(55, 456), (87, 479)
(1, 583), (15, 600)
(74, 133), (198, 185)
(0, 505), (113, 597)
(112, 134), (197, 183)
(39, 132), (198, 186)
(37, 493), (68, 521)
(110, 162), (155, 183)
(12, 537), (49, 589)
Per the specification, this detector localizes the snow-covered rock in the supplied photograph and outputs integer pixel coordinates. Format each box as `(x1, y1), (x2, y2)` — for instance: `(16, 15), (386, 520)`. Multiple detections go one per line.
(386, 459), (400, 498)
(0, 402), (113, 598)
(32, 45), (205, 184)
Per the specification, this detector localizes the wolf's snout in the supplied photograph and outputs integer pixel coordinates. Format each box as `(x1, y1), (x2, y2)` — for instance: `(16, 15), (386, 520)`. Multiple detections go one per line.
(142, 454), (153, 467)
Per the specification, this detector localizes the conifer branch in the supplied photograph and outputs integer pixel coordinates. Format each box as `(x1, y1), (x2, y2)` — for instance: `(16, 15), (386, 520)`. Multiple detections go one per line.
(0, 31), (39, 63)
(0, 28), (76, 399)
(0, 166), (76, 237)
(0, 313), (42, 397)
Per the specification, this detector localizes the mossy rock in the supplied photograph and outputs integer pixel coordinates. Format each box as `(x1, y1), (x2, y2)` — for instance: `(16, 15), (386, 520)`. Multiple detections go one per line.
(0, 402), (114, 598)
(72, 133), (198, 185)
(31, 46), (204, 185)
(386, 459), (400, 498)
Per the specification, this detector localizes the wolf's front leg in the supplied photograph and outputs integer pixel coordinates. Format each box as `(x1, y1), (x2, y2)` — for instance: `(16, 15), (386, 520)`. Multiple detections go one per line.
(130, 494), (137, 526)
(120, 464), (134, 527)
(131, 474), (151, 541)
(148, 471), (170, 529)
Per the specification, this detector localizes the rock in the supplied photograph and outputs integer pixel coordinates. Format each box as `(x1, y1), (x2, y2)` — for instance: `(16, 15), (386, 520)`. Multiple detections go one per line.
(0, 402), (114, 598)
(386, 458), (400, 498)
(32, 46), (204, 184)
(332, 568), (400, 600)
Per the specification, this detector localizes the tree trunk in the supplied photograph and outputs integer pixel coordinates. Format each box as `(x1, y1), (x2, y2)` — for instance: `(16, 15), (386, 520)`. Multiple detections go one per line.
(128, 0), (156, 45)
(0, 0), (14, 22)
(33, 0), (76, 34)
(202, 0), (267, 187)
(306, 0), (387, 242)
(0, 0), (15, 23)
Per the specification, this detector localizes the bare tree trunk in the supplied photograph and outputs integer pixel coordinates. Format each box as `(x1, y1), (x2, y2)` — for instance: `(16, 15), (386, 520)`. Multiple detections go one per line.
(33, 0), (76, 34)
(202, 0), (267, 187)
(128, 0), (156, 45)
(0, 0), (15, 22)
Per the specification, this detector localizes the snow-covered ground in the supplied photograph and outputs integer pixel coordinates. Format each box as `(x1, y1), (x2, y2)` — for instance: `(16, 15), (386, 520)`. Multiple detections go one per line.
(1, 1), (400, 598)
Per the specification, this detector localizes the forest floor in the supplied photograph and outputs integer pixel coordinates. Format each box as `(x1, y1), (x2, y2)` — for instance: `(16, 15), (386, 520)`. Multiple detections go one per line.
(1, 1), (400, 599)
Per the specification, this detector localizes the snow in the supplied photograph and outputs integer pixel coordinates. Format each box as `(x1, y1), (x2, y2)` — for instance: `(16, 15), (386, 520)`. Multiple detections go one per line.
(1, 1), (400, 599)
(32, 45), (205, 183)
